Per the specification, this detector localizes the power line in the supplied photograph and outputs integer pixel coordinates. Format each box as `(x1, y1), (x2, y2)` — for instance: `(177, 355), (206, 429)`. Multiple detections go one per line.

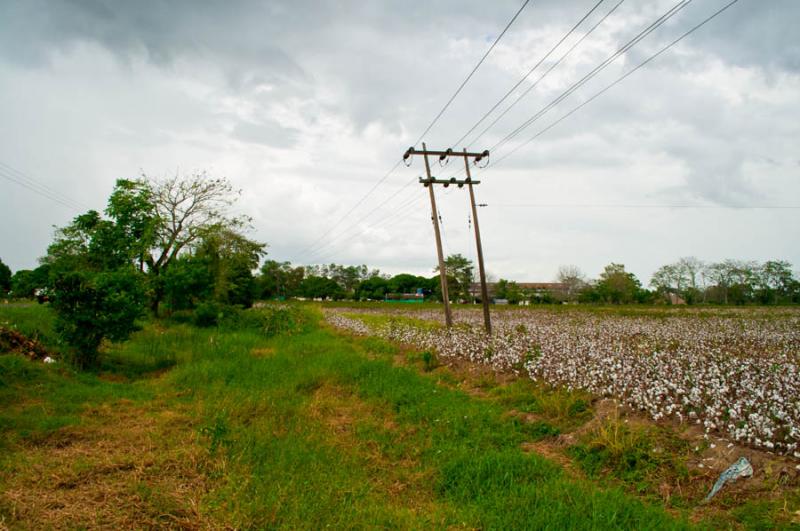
(486, 0), (742, 171)
(295, 0), (531, 262)
(293, 159), (403, 260)
(302, 178), (421, 263)
(0, 165), (87, 212)
(451, 0), (610, 149)
(413, 0), (532, 147)
(308, 189), (428, 265)
(465, 0), (626, 151)
(491, 0), (691, 154)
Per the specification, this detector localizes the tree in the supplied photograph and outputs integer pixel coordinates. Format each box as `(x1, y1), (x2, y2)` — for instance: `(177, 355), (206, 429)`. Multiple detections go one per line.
(556, 265), (587, 301)
(677, 256), (704, 302)
(495, 279), (522, 304)
(435, 254), (474, 302)
(354, 276), (389, 300)
(387, 274), (430, 295)
(704, 259), (758, 305)
(303, 263), (379, 297)
(260, 260), (305, 299)
(594, 263), (643, 304)
(300, 275), (344, 300)
(0, 258), (11, 294)
(50, 269), (146, 368)
(76, 173), (256, 313)
(9, 265), (50, 299)
(193, 226), (266, 308)
(757, 260), (795, 304)
(162, 255), (215, 311)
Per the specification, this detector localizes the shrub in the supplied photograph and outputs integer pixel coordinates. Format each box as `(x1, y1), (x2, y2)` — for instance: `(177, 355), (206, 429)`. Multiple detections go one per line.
(194, 301), (225, 328)
(50, 269), (146, 368)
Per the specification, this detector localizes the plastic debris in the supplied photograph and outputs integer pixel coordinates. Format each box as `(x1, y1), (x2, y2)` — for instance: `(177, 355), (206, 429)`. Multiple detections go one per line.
(43, 356), (55, 364)
(703, 457), (753, 503)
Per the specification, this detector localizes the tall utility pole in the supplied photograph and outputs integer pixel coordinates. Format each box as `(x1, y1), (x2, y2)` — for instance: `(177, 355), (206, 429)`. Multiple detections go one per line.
(463, 149), (491, 334)
(420, 142), (452, 327)
(403, 145), (491, 332)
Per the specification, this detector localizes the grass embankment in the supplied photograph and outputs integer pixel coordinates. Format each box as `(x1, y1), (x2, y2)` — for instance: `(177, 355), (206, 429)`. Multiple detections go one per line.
(2, 303), (693, 528)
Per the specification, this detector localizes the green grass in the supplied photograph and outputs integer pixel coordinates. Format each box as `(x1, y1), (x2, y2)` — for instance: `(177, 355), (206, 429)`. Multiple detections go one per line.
(0, 354), (151, 453)
(0, 303), (696, 528)
(161, 309), (688, 529)
(490, 378), (594, 430)
(343, 310), (444, 331)
(0, 302), (60, 348)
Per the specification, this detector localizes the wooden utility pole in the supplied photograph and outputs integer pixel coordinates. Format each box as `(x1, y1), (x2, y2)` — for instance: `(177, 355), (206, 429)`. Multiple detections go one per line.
(463, 149), (491, 334)
(403, 145), (491, 332)
(420, 142), (453, 327)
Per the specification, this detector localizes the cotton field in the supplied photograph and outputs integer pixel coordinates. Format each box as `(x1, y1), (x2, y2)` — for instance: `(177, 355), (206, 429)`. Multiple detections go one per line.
(325, 307), (800, 457)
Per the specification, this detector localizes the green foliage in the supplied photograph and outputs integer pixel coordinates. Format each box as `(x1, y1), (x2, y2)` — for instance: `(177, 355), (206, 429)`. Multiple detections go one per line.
(220, 305), (310, 336)
(0, 258), (10, 294)
(193, 225), (265, 308)
(436, 253), (474, 302)
(568, 411), (689, 496)
(50, 269), (146, 367)
(300, 275), (345, 300)
(584, 263), (649, 305)
(259, 260), (304, 299)
(421, 350), (438, 372)
(193, 301), (225, 328)
(354, 276), (389, 300)
(495, 278), (523, 304)
(162, 255), (214, 310)
(9, 265), (50, 299)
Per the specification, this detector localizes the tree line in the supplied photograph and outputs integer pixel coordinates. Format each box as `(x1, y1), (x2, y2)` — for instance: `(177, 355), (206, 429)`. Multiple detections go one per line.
(1, 172), (797, 366)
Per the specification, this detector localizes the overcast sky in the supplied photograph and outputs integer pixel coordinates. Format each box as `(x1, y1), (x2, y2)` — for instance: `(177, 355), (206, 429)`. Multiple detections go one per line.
(1, 0), (798, 282)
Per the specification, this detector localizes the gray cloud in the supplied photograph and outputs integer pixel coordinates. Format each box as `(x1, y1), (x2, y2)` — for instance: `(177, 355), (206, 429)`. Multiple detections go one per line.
(0, 0), (797, 281)
(232, 119), (300, 148)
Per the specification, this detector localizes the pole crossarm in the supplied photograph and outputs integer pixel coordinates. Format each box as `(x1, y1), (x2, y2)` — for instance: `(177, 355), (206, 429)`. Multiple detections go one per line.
(404, 147), (489, 163)
(419, 177), (481, 187)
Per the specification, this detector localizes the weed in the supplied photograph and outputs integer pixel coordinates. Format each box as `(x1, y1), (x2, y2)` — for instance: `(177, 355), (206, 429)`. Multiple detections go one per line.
(200, 415), (231, 454)
(421, 350), (438, 372)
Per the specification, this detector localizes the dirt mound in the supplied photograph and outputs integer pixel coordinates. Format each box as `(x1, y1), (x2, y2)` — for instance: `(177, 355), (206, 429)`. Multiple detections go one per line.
(0, 326), (53, 361)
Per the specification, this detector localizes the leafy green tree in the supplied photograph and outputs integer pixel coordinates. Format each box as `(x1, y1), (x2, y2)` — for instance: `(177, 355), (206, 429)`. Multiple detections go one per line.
(9, 265), (50, 299)
(594, 263), (643, 304)
(354, 276), (389, 300)
(757, 260), (795, 304)
(0, 258), (11, 294)
(300, 275), (344, 300)
(259, 260), (304, 299)
(162, 256), (214, 311)
(435, 254), (474, 302)
(193, 226), (265, 308)
(495, 279), (523, 304)
(387, 274), (428, 295)
(50, 269), (146, 367)
(704, 259), (759, 305)
(304, 263), (379, 297)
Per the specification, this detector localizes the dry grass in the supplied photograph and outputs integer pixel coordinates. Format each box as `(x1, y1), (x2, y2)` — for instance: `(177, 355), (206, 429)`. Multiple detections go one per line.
(0, 398), (218, 530)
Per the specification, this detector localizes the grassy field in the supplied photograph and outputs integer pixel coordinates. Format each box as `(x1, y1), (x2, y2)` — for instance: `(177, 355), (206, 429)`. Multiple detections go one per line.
(1, 302), (797, 529)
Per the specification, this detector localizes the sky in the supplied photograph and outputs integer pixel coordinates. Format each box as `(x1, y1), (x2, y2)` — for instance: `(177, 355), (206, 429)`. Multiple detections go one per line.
(0, 0), (798, 283)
